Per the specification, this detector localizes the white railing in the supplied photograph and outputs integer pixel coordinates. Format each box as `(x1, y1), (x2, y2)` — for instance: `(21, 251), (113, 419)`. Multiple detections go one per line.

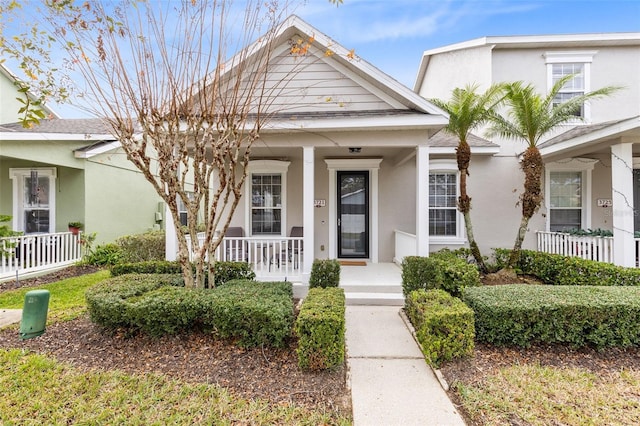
(1, 232), (83, 280)
(185, 233), (304, 280)
(394, 230), (417, 265)
(536, 231), (614, 263)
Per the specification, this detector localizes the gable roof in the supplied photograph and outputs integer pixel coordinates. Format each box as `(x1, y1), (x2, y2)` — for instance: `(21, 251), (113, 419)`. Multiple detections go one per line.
(414, 32), (640, 92)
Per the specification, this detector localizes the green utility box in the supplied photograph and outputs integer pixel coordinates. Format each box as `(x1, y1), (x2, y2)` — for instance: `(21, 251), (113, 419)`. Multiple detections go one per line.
(20, 289), (50, 340)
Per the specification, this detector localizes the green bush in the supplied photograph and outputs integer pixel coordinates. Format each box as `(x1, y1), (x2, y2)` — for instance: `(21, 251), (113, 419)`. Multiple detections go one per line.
(295, 287), (346, 370)
(463, 285), (640, 349)
(405, 289), (475, 367)
(200, 280), (294, 348)
(115, 231), (166, 263)
(110, 260), (256, 287)
(494, 248), (640, 286)
(83, 243), (123, 266)
(86, 275), (294, 346)
(401, 252), (480, 298)
(308, 259), (341, 289)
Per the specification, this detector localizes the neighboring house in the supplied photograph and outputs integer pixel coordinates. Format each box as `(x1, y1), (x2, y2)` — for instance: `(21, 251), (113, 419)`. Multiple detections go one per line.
(414, 33), (640, 266)
(164, 15), (499, 283)
(0, 63), (59, 124)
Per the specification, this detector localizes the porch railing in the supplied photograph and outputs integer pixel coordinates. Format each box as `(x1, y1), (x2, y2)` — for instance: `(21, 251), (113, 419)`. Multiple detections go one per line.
(186, 234), (304, 280)
(536, 231), (614, 263)
(394, 230), (416, 265)
(1, 232), (83, 280)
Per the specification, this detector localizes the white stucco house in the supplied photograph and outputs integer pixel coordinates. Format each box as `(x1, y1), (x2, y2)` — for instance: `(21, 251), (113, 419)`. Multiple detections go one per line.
(415, 32), (640, 267)
(164, 15), (502, 283)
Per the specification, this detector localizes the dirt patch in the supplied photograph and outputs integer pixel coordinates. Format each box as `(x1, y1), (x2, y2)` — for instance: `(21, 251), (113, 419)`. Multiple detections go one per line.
(481, 269), (544, 286)
(0, 266), (350, 415)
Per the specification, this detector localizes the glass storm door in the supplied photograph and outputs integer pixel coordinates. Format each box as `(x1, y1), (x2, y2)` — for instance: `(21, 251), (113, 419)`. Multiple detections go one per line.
(337, 171), (369, 258)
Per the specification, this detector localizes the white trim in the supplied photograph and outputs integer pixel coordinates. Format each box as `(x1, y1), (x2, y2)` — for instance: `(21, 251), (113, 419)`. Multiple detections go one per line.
(545, 158), (598, 232)
(428, 159), (466, 244)
(429, 146), (500, 155)
(9, 167), (57, 233)
(544, 51), (598, 64)
(302, 147), (315, 282)
(325, 158), (383, 262)
(545, 51), (595, 123)
(0, 132), (115, 141)
(74, 141), (121, 158)
(259, 114), (448, 132)
(245, 160), (291, 237)
(416, 146), (430, 256)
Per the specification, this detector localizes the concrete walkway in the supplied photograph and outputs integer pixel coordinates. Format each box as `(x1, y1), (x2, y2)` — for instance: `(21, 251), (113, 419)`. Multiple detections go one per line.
(346, 305), (465, 426)
(0, 309), (22, 328)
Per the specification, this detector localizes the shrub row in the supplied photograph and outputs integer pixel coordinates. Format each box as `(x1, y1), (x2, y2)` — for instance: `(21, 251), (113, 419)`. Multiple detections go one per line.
(404, 289), (475, 367)
(401, 251), (481, 297)
(86, 274), (293, 347)
(110, 260), (256, 286)
(494, 248), (640, 286)
(115, 230), (166, 263)
(295, 287), (346, 371)
(308, 259), (341, 289)
(463, 284), (640, 349)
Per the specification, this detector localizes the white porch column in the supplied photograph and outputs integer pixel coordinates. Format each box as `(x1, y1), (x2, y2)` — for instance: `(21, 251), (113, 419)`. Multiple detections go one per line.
(416, 145), (430, 256)
(302, 147), (315, 282)
(165, 203), (178, 261)
(611, 142), (635, 267)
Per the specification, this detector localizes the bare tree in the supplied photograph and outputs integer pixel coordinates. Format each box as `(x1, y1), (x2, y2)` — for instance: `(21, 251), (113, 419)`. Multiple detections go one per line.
(4, 0), (330, 288)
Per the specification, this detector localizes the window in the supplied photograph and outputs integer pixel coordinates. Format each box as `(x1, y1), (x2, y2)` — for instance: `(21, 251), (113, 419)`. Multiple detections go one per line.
(9, 168), (57, 234)
(551, 63), (585, 117)
(429, 172), (457, 236)
(245, 160), (290, 236)
(177, 192), (194, 227)
(545, 51), (596, 122)
(251, 174), (282, 234)
(549, 171), (582, 232)
(545, 158), (597, 233)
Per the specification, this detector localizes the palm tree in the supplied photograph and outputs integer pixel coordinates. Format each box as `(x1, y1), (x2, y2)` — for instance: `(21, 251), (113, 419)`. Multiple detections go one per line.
(431, 84), (506, 273)
(488, 75), (620, 268)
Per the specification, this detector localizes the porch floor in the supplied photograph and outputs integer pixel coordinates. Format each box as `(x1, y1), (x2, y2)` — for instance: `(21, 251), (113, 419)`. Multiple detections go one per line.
(339, 262), (402, 287)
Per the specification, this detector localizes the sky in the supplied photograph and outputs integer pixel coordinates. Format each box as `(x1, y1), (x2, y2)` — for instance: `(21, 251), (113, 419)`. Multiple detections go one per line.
(295, 0), (640, 89)
(4, 0), (639, 118)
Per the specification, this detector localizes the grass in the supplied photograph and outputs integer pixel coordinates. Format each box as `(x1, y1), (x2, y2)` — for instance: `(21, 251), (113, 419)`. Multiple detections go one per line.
(456, 363), (640, 425)
(0, 349), (350, 425)
(0, 270), (110, 323)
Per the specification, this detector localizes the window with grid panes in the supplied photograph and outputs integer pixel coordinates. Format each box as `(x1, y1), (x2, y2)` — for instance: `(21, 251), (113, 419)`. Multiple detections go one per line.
(251, 173), (282, 234)
(429, 172), (458, 236)
(552, 63), (585, 117)
(549, 171), (582, 232)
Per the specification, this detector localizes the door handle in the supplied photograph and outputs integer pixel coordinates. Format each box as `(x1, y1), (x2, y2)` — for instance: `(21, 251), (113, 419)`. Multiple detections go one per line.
(338, 218), (341, 227)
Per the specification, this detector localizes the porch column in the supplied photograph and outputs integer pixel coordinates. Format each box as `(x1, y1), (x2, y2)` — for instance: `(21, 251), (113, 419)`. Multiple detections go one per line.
(165, 203), (178, 261)
(302, 147), (315, 282)
(416, 145), (430, 256)
(611, 142), (635, 267)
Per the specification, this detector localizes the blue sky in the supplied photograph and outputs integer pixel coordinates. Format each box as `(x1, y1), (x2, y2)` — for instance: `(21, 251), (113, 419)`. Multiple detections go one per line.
(296, 0), (640, 88)
(5, 0), (639, 118)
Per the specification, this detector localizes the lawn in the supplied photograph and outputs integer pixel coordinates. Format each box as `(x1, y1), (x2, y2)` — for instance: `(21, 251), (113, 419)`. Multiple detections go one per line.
(0, 349), (349, 425)
(0, 270), (110, 322)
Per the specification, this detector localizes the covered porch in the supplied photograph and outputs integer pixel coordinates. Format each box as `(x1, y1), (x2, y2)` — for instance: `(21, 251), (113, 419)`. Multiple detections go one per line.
(538, 116), (640, 267)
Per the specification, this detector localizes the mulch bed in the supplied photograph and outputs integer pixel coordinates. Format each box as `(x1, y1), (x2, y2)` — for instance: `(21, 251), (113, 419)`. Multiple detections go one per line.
(0, 266), (351, 415)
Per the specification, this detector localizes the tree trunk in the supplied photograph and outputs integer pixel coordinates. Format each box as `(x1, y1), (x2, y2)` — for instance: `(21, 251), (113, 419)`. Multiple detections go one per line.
(457, 140), (487, 272)
(508, 146), (544, 268)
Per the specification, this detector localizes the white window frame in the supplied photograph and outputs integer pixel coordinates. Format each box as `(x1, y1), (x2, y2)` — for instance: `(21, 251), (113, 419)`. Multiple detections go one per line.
(429, 159), (465, 244)
(545, 51), (597, 123)
(244, 160), (290, 237)
(9, 167), (57, 234)
(545, 158), (598, 232)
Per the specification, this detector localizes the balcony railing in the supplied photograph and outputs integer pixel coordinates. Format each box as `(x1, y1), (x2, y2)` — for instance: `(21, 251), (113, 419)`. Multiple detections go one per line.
(186, 234), (304, 281)
(1, 232), (83, 280)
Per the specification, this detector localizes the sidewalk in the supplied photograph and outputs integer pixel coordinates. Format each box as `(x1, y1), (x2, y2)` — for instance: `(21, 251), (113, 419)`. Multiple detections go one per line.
(346, 305), (465, 426)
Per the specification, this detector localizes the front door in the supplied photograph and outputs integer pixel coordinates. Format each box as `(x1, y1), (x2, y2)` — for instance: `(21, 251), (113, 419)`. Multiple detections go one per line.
(337, 171), (369, 258)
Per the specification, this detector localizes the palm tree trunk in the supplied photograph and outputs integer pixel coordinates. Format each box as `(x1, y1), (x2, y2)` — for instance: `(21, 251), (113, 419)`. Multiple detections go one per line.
(508, 146), (544, 268)
(457, 140), (488, 272)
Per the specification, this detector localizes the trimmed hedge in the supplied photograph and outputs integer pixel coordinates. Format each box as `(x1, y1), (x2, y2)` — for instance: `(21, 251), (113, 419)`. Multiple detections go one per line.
(494, 248), (640, 286)
(308, 259), (341, 289)
(404, 289), (475, 367)
(86, 275), (293, 347)
(116, 231), (166, 263)
(401, 252), (481, 297)
(295, 287), (346, 370)
(463, 284), (640, 349)
(110, 260), (256, 287)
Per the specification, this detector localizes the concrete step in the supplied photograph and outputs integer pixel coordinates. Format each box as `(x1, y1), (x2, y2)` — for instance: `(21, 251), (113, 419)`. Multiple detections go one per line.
(341, 284), (403, 294)
(345, 292), (405, 306)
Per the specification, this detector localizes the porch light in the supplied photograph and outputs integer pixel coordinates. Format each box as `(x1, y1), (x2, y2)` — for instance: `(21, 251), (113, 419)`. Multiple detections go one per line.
(349, 147), (361, 154)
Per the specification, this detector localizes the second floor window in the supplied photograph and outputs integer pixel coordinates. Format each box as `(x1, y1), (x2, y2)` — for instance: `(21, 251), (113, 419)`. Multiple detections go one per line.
(552, 63), (585, 117)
